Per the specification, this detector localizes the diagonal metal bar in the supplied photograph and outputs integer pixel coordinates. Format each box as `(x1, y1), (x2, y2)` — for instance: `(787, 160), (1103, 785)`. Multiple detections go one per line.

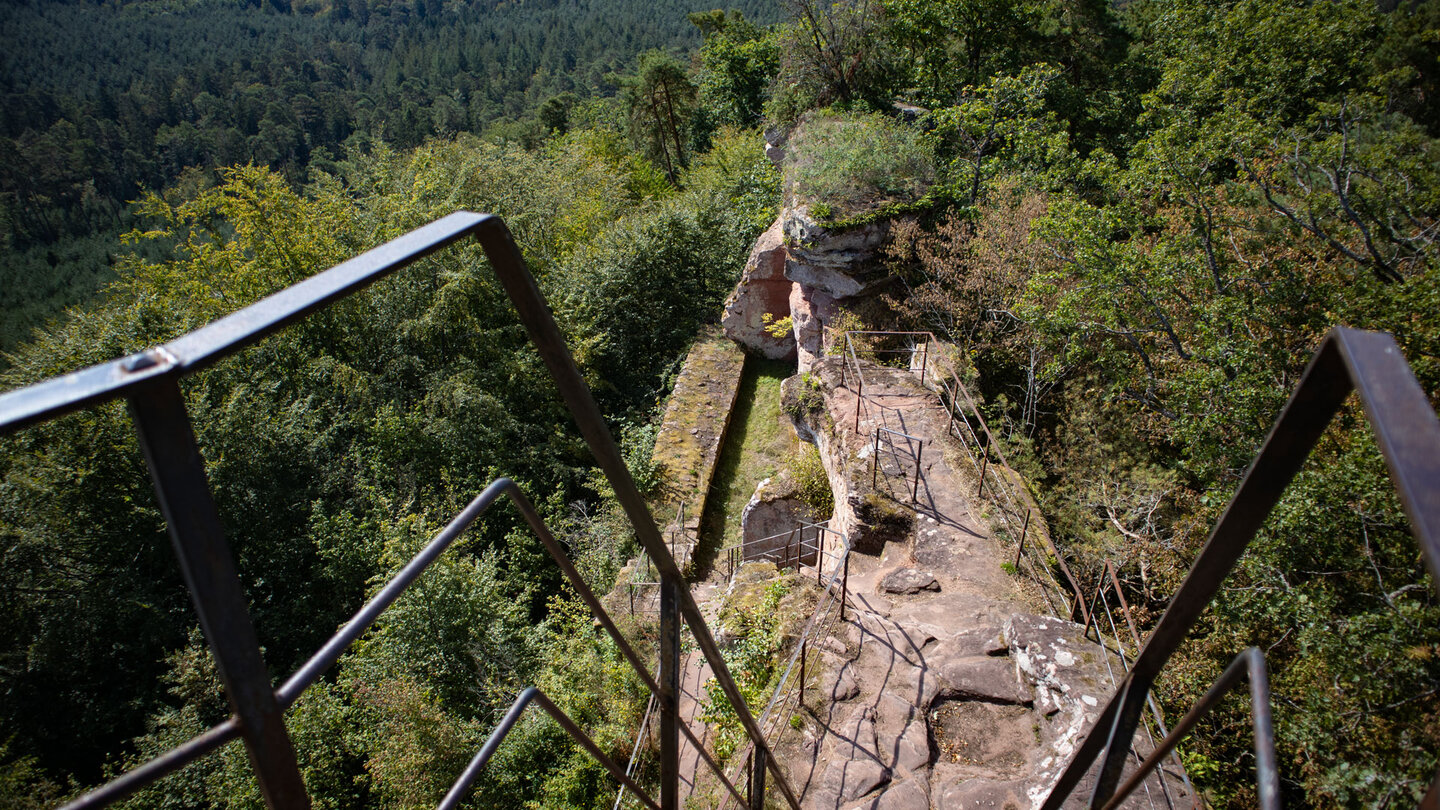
(1044, 327), (1440, 809)
(1331, 328), (1440, 592)
(441, 687), (661, 810)
(0, 212), (811, 809)
(1099, 648), (1277, 810)
(0, 213), (488, 434)
(62, 720), (241, 810)
(127, 378), (309, 809)
(473, 217), (803, 809)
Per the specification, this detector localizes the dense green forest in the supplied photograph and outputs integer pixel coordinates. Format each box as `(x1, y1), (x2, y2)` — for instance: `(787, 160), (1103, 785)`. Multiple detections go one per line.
(0, 0), (779, 353)
(1, 0), (1438, 806)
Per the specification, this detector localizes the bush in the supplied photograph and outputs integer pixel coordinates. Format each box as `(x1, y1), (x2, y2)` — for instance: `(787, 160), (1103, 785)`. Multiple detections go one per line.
(785, 442), (833, 519)
(786, 113), (936, 219)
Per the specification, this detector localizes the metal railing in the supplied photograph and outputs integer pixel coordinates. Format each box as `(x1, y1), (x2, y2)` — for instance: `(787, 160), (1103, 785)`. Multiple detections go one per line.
(1042, 327), (1440, 808)
(840, 330), (1085, 622)
(717, 525), (854, 810)
(0, 212), (801, 809)
(729, 521), (847, 583)
(870, 425), (924, 504)
(628, 500), (692, 615)
(839, 330), (932, 433)
(1070, 560), (1193, 810)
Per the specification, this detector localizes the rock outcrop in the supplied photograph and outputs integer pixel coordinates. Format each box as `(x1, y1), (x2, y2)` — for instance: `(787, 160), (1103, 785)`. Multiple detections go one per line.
(739, 477), (819, 567)
(722, 128), (897, 369)
(722, 217), (796, 359)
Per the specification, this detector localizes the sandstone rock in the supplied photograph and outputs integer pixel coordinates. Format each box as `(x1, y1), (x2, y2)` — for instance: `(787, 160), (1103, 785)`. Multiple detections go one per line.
(764, 125), (788, 169)
(782, 208), (892, 297)
(820, 758), (891, 805)
(875, 694), (931, 773)
(848, 777), (930, 810)
(722, 216), (795, 359)
(740, 478), (815, 566)
(829, 705), (878, 762)
(935, 777), (1029, 810)
(880, 568), (941, 595)
(790, 282), (839, 373)
(931, 655), (1033, 706)
(824, 655), (861, 702)
(934, 625), (1007, 659)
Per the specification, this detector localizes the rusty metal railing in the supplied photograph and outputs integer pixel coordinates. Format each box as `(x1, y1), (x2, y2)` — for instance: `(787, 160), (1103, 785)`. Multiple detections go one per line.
(718, 524), (853, 810)
(870, 425), (924, 504)
(731, 520), (846, 581)
(840, 330), (1085, 621)
(0, 212), (801, 809)
(1042, 327), (1440, 808)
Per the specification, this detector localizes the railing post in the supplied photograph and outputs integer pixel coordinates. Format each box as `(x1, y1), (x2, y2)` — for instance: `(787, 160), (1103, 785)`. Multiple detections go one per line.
(977, 454), (988, 497)
(946, 379), (956, 438)
(659, 578), (681, 810)
(919, 339), (928, 383)
(840, 553), (850, 621)
(799, 641), (808, 709)
(911, 441), (923, 504)
(853, 372), (864, 434)
(128, 379), (310, 810)
(871, 430), (879, 489)
(749, 747), (767, 810)
(1015, 510), (1031, 568)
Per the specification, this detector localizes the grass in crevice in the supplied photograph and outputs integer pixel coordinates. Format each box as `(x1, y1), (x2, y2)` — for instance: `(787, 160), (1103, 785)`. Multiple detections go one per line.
(694, 357), (798, 577)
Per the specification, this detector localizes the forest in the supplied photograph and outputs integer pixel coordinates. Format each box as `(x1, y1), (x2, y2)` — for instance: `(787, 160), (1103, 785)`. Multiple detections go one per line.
(1, 0), (1438, 806)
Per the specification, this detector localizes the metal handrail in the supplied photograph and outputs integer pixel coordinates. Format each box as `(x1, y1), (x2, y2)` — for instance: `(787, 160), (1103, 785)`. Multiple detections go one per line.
(1042, 327), (1440, 808)
(1098, 648), (1277, 810)
(871, 425), (925, 504)
(0, 212), (801, 809)
(717, 527), (854, 810)
(735, 521), (846, 577)
(838, 330), (1085, 620)
(443, 687), (660, 810)
(1074, 559), (1192, 809)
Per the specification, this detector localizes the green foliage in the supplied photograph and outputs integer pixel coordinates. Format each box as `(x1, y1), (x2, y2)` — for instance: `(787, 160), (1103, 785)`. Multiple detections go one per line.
(761, 313), (794, 338)
(922, 65), (1076, 205)
(0, 0), (784, 341)
(617, 50), (701, 183)
(786, 112), (936, 219)
(620, 417), (667, 497)
(690, 10), (781, 129)
(782, 372), (826, 421)
(680, 126), (783, 231)
(702, 577), (794, 762)
(767, 0), (897, 122)
(557, 187), (761, 407)
(0, 116), (763, 804)
(883, 0), (1440, 802)
(784, 442), (834, 519)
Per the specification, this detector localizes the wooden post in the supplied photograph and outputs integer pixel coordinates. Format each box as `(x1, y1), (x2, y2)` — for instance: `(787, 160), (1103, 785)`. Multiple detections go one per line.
(978, 454), (988, 497)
